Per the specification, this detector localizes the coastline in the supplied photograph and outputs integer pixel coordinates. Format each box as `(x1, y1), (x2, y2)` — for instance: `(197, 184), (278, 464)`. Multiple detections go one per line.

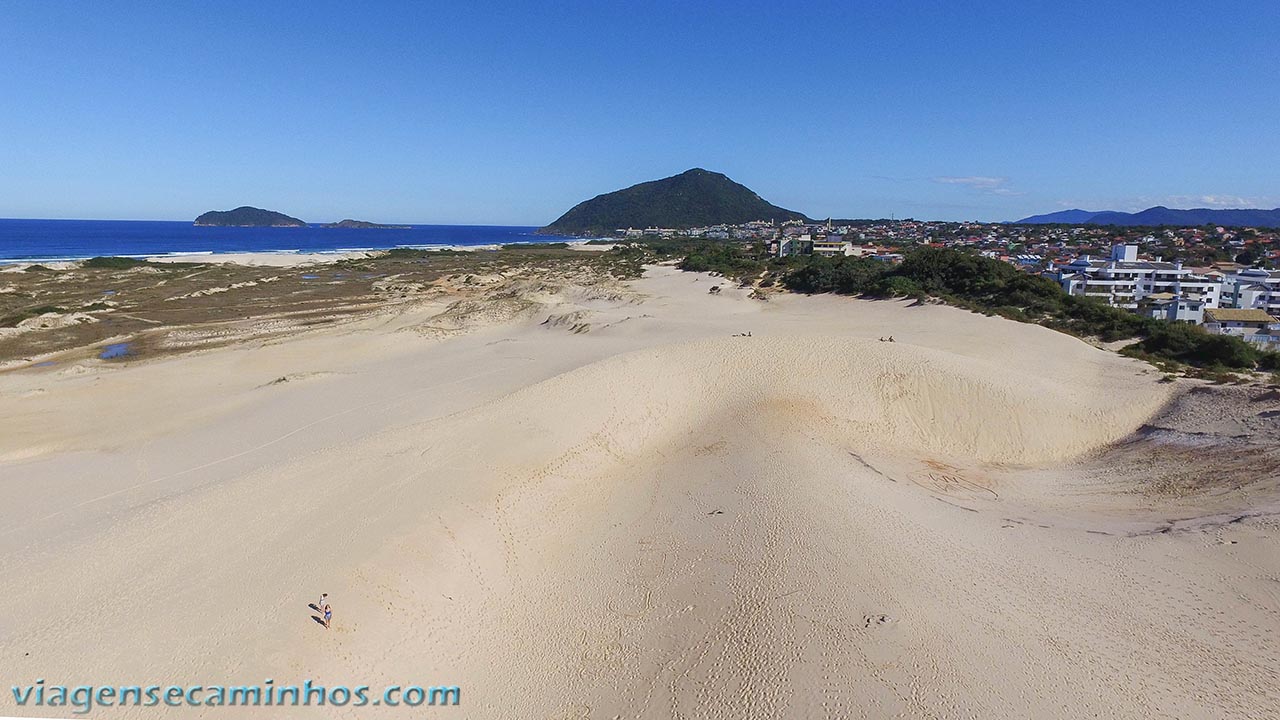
(0, 218), (586, 266)
(0, 240), (612, 269)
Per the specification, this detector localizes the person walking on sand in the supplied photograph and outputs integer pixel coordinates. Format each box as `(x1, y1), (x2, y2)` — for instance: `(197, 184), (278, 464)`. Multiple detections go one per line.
(318, 593), (328, 611)
(323, 601), (332, 629)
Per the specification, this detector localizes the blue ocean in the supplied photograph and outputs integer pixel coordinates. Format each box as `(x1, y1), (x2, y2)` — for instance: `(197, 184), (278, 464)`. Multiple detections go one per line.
(0, 219), (576, 263)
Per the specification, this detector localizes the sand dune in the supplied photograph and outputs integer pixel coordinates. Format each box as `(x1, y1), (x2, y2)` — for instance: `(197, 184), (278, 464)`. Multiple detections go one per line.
(1, 266), (1277, 718)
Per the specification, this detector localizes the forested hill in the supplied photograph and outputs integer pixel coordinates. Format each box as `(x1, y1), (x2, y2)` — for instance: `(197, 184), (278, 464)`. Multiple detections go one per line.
(540, 168), (808, 235)
(194, 206), (306, 227)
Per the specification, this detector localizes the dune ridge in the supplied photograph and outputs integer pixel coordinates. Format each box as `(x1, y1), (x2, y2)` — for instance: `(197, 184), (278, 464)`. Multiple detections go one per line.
(484, 335), (1165, 467)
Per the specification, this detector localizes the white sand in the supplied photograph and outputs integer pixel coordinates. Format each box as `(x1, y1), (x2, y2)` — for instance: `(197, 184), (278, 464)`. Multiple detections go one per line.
(1, 266), (1277, 718)
(146, 251), (380, 267)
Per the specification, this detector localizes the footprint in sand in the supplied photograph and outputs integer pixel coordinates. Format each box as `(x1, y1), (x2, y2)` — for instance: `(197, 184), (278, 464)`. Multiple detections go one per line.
(862, 613), (898, 629)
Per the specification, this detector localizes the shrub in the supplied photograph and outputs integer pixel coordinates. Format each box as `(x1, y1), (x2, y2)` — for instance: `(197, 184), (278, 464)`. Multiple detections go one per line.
(874, 275), (924, 298)
(501, 243), (569, 250)
(1131, 322), (1259, 369)
(82, 256), (148, 269)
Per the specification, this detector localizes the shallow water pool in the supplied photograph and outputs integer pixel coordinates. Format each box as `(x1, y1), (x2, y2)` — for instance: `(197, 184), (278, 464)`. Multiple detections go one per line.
(99, 343), (131, 359)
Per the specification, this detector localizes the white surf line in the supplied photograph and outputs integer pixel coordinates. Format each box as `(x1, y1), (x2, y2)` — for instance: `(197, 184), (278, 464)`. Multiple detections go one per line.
(0, 362), (519, 539)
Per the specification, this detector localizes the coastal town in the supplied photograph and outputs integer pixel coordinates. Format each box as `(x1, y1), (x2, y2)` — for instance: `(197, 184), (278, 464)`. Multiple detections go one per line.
(616, 219), (1280, 347)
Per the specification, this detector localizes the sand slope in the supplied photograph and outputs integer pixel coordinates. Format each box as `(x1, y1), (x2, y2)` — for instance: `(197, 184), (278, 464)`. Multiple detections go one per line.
(1, 266), (1277, 718)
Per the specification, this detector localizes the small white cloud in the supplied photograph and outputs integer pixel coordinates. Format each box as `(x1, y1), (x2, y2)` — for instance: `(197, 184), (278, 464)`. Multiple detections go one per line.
(933, 176), (1007, 190)
(1172, 195), (1255, 208)
(932, 176), (1025, 197)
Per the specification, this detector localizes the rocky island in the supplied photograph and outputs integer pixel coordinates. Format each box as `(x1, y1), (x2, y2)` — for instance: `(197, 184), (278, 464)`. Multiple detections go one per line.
(194, 206), (306, 227)
(320, 219), (411, 229)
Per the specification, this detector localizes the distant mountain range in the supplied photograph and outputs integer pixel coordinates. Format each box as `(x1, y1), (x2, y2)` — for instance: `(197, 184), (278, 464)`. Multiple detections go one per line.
(540, 168), (808, 235)
(1016, 206), (1280, 228)
(195, 206), (305, 227)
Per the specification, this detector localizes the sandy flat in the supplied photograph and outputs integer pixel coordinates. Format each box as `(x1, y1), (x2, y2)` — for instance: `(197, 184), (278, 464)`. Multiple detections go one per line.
(146, 251), (381, 267)
(1, 266), (1277, 718)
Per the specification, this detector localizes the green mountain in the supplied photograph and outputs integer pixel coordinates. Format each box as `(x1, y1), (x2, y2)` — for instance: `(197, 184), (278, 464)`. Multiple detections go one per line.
(540, 168), (808, 235)
(194, 206), (306, 227)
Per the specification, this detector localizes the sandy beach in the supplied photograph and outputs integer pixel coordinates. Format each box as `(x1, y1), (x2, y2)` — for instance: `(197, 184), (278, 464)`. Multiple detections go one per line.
(1, 264), (1278, 718)
(144, 251), (382, 267)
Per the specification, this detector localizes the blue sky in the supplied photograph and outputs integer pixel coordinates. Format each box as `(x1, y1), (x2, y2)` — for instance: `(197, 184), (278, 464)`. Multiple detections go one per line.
(1, 1), (1277, 224)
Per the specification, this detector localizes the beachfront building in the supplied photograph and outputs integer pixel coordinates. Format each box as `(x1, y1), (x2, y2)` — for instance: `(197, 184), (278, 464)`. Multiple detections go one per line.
(772, 234), (814, 257)
(1140, 294), (1205, 324)
(1055, 243), (1223, 312)
(1202, 308), (1280, 348)
(812, 236), (854, 257)
(643, 227), (679, 237)
(1221, 267), (1280, 315)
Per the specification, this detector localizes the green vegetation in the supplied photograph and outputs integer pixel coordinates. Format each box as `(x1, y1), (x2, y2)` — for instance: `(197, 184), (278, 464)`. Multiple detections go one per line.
(540, 168), (807, 236)
(1121, 324), (1278, 372)
(0, 304), (67, 327)
(659, 241), (1280, 373)
(679, 243), (767, 278)
(501, 242), (570, 250)
(82, 256), (150, 269)
(382, 248), (470, 258)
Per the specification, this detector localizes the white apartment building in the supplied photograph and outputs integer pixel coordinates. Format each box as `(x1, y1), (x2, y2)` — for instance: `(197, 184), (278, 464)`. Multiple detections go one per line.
(1056, 244), (1223, 311)
(773, 234), (813, 257)
(1221, 267), (1280, 315)
(812, 235), (854, 257)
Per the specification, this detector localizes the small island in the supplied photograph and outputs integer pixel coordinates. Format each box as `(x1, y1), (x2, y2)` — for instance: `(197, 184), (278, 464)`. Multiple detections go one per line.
(320, 219), (411, 229)
(194, 206), (306, 227)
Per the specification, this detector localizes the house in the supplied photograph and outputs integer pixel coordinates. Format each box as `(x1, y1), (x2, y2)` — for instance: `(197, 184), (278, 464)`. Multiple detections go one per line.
(1140, 294), (1205, 324)
(1202, 308), (1280, 348)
